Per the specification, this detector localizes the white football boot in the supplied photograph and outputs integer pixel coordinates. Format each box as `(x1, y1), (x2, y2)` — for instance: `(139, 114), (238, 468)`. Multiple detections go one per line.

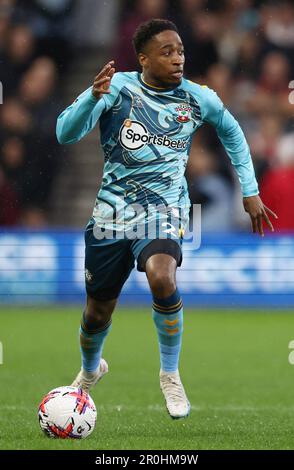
(160, 369), (190, 419)
(71, 358), (108, 393)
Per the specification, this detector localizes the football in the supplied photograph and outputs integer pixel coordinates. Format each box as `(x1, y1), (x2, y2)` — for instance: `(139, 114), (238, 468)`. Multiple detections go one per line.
(38, 386), (97, 439)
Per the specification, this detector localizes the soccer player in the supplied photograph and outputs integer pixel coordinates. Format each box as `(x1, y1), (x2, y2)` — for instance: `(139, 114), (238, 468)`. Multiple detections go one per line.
(56, 19), (277, 419)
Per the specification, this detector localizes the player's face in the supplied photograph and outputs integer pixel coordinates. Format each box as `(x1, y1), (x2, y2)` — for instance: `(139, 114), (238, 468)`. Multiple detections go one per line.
(139, 30), (185, 87)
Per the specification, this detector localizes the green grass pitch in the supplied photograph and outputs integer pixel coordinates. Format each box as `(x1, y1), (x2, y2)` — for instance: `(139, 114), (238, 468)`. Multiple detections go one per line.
(0, 306), (294, 450)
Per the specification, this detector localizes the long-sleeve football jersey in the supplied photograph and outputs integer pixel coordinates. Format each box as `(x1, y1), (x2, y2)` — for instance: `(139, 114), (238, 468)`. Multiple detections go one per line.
(56, 72), (259, 233)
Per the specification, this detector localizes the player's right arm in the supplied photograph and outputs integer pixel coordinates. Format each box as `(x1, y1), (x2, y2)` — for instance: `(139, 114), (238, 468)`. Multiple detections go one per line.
(56, 61), (116, 144)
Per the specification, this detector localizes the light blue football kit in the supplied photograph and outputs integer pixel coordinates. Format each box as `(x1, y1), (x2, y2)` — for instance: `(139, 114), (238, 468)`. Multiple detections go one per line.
(57, 71), (259, 376)
(57, 71), (258, 234)
(56, 70), (259, 296)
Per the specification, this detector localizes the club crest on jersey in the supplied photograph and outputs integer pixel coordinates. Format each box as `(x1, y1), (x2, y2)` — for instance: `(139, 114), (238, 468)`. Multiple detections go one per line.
(175, 104), (192, 123)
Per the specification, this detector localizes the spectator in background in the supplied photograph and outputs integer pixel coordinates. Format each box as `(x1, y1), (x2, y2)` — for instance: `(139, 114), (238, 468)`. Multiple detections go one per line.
(19, 56), (59, 137)
(20, 205), (47, 227)
(0, 55), (61, 220)
(0, 0), (68, 227)
(0, 96), (33, 136)
(12, 0), (75, 71)
(0, 134), (48, 228)
(261, 0), (294, 75)
(71, 0), (118, 48)
(187, 140), (235, 232)
(194, 64), (236, 190)
(0, 165), (20, 225)
(205, 62), (233, 106)
(114, 0), (168, 72)
(233, 31), (261, 81)
(246, 51), (293, 122)
(174, 6), (219, 82)
(246, 114), (284, 181)
(260, 134), (294, 231)
(0, 1), (12, 53)
(0, 24), (35, 96)
(0, 135), (26, 201)
(17, 56), (60, 206)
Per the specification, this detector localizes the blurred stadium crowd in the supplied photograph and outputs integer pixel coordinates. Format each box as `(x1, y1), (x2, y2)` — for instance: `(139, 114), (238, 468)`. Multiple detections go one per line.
(0, 0), (293, 230)
(0, 0), (74, 226)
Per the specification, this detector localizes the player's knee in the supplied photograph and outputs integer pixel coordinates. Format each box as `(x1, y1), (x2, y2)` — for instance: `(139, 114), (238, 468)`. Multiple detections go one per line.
(85, 296), (116, 329)
(147, 269), (176, 298)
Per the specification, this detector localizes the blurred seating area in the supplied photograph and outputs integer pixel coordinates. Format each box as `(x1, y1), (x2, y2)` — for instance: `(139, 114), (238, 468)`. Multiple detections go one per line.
(0, 0), (293, 230)
(0, 0), (75, 226)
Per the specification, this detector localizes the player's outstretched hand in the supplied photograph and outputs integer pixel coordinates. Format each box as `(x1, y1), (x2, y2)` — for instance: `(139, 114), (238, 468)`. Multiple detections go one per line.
(243, 195), (278, 237)
(92, 61), (115, 100)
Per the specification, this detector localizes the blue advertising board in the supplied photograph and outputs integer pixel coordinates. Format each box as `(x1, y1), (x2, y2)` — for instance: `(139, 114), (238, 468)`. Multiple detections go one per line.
(0, 230), (293, 307)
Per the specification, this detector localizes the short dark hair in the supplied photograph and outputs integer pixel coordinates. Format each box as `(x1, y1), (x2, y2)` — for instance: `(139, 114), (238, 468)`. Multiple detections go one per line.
(132, 19), (179, 55)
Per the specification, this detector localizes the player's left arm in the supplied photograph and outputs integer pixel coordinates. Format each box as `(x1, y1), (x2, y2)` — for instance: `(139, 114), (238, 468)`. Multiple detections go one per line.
(202, 88), (278, 236)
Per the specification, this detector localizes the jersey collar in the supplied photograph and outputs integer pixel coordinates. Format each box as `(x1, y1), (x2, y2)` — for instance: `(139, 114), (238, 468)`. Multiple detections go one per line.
(138, 73), (181, 93)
